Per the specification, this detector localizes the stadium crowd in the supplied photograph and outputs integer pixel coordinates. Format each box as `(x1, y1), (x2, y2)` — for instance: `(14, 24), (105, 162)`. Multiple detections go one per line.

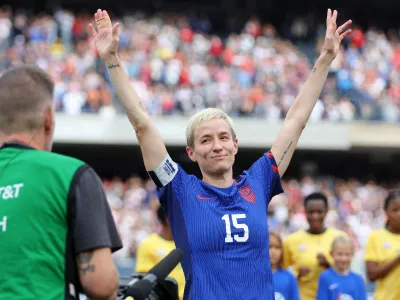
(0, 7), (399, 121)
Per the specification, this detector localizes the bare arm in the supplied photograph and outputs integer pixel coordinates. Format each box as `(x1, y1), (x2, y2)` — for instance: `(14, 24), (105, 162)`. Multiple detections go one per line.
(366, 256), (400, 282)
(77, 248), (119, 300)
(271, 56), (331, 177)
(271, 9), (352, 177)
(89, 9), (167, 170)
(104, 55), (168, 170)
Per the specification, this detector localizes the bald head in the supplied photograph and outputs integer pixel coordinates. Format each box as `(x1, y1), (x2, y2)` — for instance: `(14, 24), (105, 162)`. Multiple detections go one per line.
(0, 65), (54, 135)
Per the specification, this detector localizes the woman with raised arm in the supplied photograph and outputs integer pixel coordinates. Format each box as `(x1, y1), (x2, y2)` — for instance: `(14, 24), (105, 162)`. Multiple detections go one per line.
(89, 9), (351, 300)
(283, 192), (347, 300)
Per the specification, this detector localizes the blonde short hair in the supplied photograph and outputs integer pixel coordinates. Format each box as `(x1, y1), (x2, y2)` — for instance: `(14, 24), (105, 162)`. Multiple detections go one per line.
(331, 235), (354, 252)
(185, 108), (236, 148)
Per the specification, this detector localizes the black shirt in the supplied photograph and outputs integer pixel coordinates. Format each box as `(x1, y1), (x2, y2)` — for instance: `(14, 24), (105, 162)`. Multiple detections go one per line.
(71, 164), (122, 254)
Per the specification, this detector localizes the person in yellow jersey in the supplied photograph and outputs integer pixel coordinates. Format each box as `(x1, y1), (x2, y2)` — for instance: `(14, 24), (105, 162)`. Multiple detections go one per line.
(135, 205), (185, 300)
(283, 192), (346, 300)
(365, 190), (400, 300)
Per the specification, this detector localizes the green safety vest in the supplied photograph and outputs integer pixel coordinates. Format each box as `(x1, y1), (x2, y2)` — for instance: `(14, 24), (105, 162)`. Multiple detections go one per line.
(0, 143), (85, 299)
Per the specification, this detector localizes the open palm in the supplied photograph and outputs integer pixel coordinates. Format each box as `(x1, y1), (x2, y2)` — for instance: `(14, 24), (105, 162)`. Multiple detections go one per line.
(89, 9), (120, 62)
(322, 9), (352, 61)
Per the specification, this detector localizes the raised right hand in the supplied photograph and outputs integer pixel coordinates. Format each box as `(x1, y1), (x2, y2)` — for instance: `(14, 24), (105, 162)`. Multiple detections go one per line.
(89, 9), (120, 62)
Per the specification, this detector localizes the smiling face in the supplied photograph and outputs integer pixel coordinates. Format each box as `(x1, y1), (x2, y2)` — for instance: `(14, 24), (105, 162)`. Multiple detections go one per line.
(186, 118), (238, 178)
(330, 236), (354, 274)
(331, 243), (353, 274)
(305, 199), (328, 233)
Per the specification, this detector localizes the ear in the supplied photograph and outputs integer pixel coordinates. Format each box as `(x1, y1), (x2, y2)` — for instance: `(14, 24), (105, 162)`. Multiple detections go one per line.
(186, 146), (196, 162)
(233, 138), (238, 155)
(44, 106), (55, 135)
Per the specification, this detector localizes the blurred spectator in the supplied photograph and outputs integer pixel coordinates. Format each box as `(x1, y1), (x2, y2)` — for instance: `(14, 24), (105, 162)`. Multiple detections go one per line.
(0, 8), (398, 121)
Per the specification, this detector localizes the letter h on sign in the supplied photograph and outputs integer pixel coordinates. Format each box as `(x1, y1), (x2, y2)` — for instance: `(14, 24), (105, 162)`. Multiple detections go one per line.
(0, 216), (7, 232)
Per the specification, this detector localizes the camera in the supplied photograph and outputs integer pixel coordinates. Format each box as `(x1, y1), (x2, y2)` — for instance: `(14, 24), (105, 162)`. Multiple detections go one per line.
(118, 273), (179, 300)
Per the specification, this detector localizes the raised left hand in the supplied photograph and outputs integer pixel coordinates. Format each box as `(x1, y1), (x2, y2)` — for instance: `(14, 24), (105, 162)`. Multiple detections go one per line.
(321, 9), (352, 62)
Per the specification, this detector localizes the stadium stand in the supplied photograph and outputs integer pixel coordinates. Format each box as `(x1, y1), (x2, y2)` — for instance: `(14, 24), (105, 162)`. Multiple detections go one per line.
(0, 7), (399, 122)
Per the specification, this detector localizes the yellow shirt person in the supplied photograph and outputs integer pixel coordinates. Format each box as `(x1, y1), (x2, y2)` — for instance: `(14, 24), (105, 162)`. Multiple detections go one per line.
(282, 192), (346, 300)
(135, 206), (185, 300)
(283, 227), (345, 300)
(364, 191), (400, 300)
(365, 229), (400, 300)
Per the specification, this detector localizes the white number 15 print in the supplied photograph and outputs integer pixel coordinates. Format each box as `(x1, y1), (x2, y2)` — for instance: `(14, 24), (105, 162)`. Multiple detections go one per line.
(222, 214), (249, 243)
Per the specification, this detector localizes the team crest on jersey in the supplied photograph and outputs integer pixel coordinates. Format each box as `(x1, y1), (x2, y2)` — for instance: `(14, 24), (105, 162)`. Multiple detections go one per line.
(274, 292), (285, 300)
(383, 241), (391, 249)
(239, 183), (256, 203)
(298, 244), (307, 252)
(157, 249), (166, 257)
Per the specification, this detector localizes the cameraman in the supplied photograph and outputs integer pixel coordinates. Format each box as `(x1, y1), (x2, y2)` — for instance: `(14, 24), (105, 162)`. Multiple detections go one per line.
(135, 205), (185, 300)
(0, 65), (122, 299)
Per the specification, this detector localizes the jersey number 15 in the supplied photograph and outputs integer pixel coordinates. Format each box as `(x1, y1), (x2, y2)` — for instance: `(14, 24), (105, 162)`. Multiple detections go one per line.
(222, 214), (249, 243)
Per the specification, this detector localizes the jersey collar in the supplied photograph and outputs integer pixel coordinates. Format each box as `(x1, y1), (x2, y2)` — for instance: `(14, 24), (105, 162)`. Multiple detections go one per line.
(0, 141), (35, 150)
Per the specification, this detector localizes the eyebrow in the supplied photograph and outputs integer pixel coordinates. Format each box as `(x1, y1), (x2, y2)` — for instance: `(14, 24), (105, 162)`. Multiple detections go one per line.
(219, 131), (230, 135)
(199, 131), (230, 139)
(199, 134), (211, 140)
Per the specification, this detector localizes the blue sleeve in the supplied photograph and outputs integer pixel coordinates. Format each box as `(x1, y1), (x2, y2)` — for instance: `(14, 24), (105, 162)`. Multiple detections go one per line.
(316, 273), (330, 300)
(246, 151), (283, 202)
(156, 164), (189, 215)
(356, 275), (367, 300)
(288, 272), (300, 300)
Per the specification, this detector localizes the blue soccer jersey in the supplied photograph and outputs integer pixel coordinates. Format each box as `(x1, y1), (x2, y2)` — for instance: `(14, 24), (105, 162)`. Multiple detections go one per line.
(316, 268), (367, 300)
(156, 151), (283, 300)
(273, 269), (300, 300)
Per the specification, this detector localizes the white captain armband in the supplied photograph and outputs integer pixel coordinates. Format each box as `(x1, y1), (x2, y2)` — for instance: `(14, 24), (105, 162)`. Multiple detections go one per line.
(147, 154), (178, 188)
